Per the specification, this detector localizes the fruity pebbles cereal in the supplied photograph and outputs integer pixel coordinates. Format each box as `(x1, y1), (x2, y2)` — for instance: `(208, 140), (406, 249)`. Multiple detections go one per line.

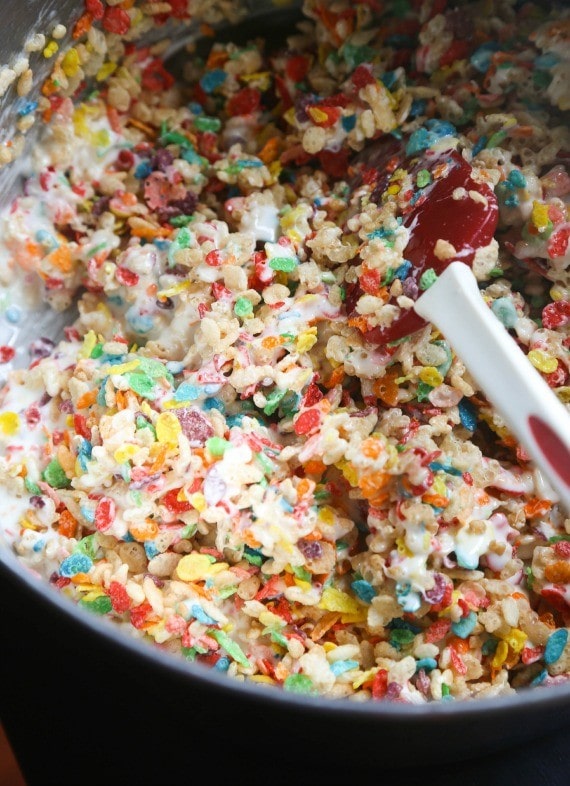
(0, 0), (569, 704)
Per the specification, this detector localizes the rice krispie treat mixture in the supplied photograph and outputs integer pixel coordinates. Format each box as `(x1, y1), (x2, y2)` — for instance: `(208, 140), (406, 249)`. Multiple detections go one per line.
(0, 0), (569, 703)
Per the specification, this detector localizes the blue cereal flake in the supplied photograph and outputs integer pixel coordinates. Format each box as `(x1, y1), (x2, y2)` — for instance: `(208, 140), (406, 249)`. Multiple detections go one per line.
(406, 120), (456, 155)
(191, 603), (218, 625)
(415, 657), (438, 672)
(531, 668), (548, 686)
(470, 42), (500, 73)
(144, 540), (160, 560)
(491, 297), (518, 328)
(330, 659), (359, 677)
(351, 579), (377, 604)
(174, 381), (201, 401)
(199, 68), (227, 93)
(458, 397), (477, 431)
(451, 611), (477, 639)
(134, 160), (152, 179)
(60, 552), (93, 577)
(544, 628), (569, 665)
(213, 656), (230, 672)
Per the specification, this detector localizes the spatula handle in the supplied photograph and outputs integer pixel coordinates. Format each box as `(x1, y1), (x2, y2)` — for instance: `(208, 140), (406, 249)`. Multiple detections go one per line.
(414, 262), (570, 511)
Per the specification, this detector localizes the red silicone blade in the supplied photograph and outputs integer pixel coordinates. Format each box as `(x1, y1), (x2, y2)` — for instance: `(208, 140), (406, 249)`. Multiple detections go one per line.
(346, 144), (499, 345)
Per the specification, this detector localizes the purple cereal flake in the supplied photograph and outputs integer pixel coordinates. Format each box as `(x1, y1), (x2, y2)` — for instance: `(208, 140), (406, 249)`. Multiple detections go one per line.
(152, 149), (174, 170)
(386, 682), (402, 700)
(175, 408), (214, 446)
(415, 668), (431, 697)
(351, 406), (378, 419)
(29, 337), (56, 359)
(298, 539), (323, 560)
(30, 495), (45, 509)
(402, 277), (419, 299)
(130, 472), (162, 490)
(92, 195), (111, 216)
(59, 399), (74, 413)
(423, 572), (447, 604)
(203, 466), (227, 505)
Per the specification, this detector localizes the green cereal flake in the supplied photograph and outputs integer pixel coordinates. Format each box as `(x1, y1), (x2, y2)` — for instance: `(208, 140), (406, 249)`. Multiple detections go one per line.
(263, 388), (286, 415)
(125, 372), (157, 399)
(79, 594), (112, 615)
(284, 674), (318, 695)
(209, 629), (252, 668)
(76, 534), (100, 560)
(138, 357), (171, 380)
(176, 227), (192, 248)
(416, 169), (431, 188)
(268, 256), (298, 273)
(419, 268), (438, 290)
(292, 565), (311, 582)
(194, 116), (221, 132)
(42, 459), (71, 489)
(24, 476), (41, 495)
(416, 381), (433, 402)
(170, 215), (194, 227)
(206, 436), (230, 456)
(91, 343), (104, 359)
(234, 297), (253, 317)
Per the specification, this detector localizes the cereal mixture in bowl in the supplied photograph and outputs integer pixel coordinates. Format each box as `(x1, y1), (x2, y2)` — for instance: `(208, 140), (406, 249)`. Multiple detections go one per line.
(0, 0), (569, 704)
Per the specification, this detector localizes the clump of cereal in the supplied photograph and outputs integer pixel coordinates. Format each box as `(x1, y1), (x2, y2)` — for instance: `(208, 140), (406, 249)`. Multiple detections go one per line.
(0, 0), (569, 704)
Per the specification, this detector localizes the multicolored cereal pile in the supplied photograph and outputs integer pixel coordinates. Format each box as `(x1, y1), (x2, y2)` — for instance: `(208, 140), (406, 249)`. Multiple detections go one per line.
(0, 0), (569, 703)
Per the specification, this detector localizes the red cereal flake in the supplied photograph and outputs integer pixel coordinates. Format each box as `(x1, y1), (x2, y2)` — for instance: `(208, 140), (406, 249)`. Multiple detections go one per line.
(102, 7), (131, 35)
(85, 0), (104, 21)
(130, 601), (153, 629)
(141, 59), (175, 92)
(94, 497), (116, 532)
(424, 617), (452, 643)
(547, 225), (570, 259)
(227, 87), (261, 117)
(205, 250), (222, 266)
(211, 281), (232, 301)
(109, 580), (131, 613)
(115, 267), (140, 287)
(286, 55), (310, 83)
(554, 540), (570, 558)
(73, 413), (91, 439)
(0, 346), (15, 363)
(352, 64), (376, 89)
(439, 39), (469, 68)
(450, 646), (467, 675)
(162, 487), (193, 514)
(371, 668), (388, 699)
(293, 408), (321, 436)
(360, 268), (382, 295)
(541, 587), (568, 612)
(542, 300), (570, 329)
(521, 645), (544, 665)
(545, 362), (568, 388)
(302, 383), (323, 407)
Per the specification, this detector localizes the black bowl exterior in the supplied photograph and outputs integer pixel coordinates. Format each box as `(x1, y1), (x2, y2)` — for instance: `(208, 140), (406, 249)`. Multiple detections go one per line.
(3, 557), (570, 786)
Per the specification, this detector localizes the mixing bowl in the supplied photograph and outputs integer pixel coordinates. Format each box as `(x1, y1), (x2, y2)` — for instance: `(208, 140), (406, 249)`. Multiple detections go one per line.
(0, 2), (569, 783)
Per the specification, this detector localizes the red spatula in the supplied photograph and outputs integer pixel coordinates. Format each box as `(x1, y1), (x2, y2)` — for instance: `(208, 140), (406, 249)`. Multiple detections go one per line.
(346, 140), (570, 510)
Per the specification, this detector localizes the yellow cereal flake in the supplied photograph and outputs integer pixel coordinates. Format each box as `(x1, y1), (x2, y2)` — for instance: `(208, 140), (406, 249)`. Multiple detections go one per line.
(501, 628), (527, 653)
(114, 444), (138, 464)
(319, 586), (361, 615)
(0, 412), (20, 436)
(296, 327), (318, 354)
(78, 329), (97, 359)
(96, 62), (118, 82)
(189, 492), (206, 512)
(419, 366), (443, 386)
(177, 553), (229, 582)
(107, 359), (140, 376)
(528, 349), (558, 373)
(155, 412), (182, 446)
(157, 281), (191, 298)
(61, 48), (81, 77)
(491, 639), (509, 669)
(531, 201), (550, 231)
